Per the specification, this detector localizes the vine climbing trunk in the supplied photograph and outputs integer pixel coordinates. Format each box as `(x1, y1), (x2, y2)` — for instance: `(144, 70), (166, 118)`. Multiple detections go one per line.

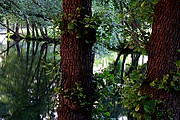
(141, 0), (180, 119)
(58, 0), (96, 120)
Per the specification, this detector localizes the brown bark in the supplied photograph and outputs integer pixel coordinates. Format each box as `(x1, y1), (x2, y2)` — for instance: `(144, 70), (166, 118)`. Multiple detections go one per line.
(141, 0), (180, 119)
(58, 0), (95, 120)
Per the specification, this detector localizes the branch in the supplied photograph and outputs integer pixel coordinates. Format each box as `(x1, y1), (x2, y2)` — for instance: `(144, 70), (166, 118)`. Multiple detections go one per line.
(0, 40), (22, 55)
(32, 0), (41, 7)
(0, 21), (16, 34)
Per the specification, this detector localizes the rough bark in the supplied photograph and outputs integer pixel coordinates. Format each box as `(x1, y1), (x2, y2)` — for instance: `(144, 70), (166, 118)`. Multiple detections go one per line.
(141, 0), (180, 119)
(58, 0), (95, 120)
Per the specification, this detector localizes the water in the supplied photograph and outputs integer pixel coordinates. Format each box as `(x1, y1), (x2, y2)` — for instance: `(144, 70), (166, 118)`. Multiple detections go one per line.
(0, 28), (6, 45)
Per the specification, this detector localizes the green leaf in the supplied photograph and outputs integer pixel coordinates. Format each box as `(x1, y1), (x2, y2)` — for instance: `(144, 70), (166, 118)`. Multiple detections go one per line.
(133, 112), (140, 118)
(175, 60), (180, 66)
(150, 81), (155, 87)
(68, 23), (74, 30)
(142, 49), (146, 55)
(104, 112), (111, 116)
(118, 14), (124, 18)
(152, 0), (159, 4)
(131, 0), (137, 7)
(158, 84), (164, 89)
(85, 24), (90, 28)
(135, 104), (140, 111)
(141, 1), (145, 7)
(144, 104), (151, 113)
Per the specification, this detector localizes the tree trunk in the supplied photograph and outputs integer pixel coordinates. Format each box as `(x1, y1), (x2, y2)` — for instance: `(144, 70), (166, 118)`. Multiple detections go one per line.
(58, 0), (96, 120)
(141, 0), (180, 119)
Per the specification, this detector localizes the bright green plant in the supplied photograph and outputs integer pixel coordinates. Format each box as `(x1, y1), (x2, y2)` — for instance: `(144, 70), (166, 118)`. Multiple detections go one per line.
(150, 61), (180, 91)
(121, 66), (160, 120)
(121, 62), (180, 120)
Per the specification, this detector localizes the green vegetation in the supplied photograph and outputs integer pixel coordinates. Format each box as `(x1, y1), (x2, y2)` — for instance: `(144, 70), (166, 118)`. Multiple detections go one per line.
(0, 0), (179, 120)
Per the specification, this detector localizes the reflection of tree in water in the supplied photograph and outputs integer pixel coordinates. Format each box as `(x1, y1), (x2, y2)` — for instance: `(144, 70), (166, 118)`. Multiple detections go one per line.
(0, 28), (6, 45)
(0, 1), (61, 119)
(0, 29), (60, 119)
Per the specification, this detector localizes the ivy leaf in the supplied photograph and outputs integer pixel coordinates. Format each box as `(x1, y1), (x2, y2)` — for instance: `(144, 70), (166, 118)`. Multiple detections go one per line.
(135, 104), (140, 111)
(85, 24), (90, 28)
(68, 23), (74, 30)
(150, 81), (155, 87)
(158, 84), (164, 89)
(152, 0), (159, 4)
(175, 60), (180, 66)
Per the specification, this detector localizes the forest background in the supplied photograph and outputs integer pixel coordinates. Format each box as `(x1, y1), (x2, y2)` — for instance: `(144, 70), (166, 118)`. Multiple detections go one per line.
(0, 0), (179, 120)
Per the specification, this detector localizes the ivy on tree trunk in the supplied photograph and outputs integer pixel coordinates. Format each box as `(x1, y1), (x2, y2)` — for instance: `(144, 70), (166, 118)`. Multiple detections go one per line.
(141, 0), (180, 119)
(58, 0), (95, 120)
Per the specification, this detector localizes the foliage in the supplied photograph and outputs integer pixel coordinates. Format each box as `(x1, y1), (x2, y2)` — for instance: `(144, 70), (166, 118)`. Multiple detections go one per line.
(93, 68), (123, 119)
(121, 61), (180, 120)
(150, 61), (180, 91)
(92, 0), (155, 56)
(55, 81), (91, 109)
(0, 0), (168, 119)
(121, 65), (163, 120)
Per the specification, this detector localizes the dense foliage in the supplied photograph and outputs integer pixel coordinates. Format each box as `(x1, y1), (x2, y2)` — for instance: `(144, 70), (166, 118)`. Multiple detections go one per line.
(0, 0), (153, 119)
(0, 0), (179, 120)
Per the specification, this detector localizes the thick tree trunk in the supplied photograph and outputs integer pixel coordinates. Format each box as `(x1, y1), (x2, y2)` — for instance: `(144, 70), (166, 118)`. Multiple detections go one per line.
(58, 0), (95, 120)
(141, 0), (180, 119)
